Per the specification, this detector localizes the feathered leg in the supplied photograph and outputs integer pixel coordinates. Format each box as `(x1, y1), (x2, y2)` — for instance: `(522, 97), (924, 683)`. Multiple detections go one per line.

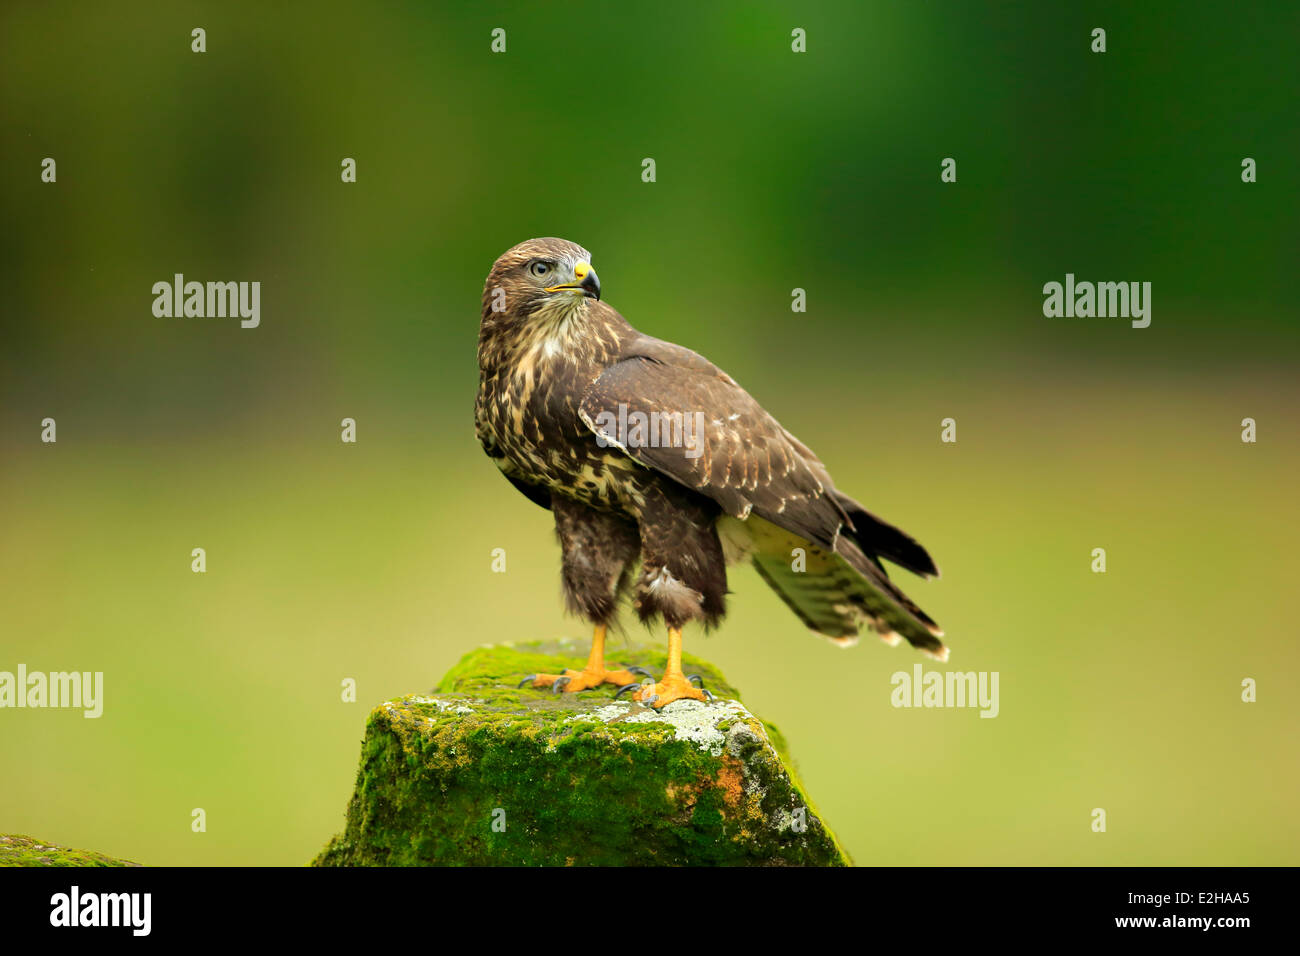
(624, 484), (722, 708)
(520, 498), (646, 693)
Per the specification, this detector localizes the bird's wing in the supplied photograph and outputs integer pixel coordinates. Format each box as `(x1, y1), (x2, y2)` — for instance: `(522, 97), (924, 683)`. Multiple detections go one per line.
(579, 339), (843, 546)
(579, 335), (943, 650)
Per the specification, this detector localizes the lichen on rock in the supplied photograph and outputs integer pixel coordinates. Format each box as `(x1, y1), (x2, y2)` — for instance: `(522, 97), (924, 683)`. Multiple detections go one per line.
(313, 639), (850, 866)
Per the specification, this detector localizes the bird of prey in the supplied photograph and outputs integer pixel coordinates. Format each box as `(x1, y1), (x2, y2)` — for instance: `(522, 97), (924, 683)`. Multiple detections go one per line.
(475, 238), (946, 708)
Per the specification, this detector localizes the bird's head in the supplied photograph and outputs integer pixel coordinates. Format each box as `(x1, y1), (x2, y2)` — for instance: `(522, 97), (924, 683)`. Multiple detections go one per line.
(480, 237), (601, 325)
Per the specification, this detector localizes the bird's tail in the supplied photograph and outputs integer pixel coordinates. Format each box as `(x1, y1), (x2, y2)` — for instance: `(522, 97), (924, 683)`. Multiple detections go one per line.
(740, 515), (946, 658)
(834, 491), (939, 579)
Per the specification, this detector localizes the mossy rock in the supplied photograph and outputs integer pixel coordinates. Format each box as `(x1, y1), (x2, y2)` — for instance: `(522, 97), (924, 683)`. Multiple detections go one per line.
(314, 638), (850, 866)
(0, 834), (141, 867)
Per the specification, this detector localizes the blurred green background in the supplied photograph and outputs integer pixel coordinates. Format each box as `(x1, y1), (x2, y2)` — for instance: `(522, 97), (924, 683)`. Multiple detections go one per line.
(2, 1), (1297, 866)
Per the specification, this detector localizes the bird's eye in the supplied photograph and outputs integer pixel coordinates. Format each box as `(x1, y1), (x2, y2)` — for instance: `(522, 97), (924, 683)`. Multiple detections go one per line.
(530, 261), (550, 277)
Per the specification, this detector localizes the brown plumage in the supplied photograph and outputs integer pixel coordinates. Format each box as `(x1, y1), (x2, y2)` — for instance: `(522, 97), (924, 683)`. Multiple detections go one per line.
(475, 238), (947, 705)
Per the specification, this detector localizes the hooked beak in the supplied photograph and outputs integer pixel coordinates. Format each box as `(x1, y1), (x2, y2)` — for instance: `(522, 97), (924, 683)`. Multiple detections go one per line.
(577, 262), (601, 300)
(546, 261), (601, 300)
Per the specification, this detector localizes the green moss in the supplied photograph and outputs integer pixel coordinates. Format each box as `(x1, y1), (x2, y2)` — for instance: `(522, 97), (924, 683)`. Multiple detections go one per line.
(0, 834), (141, 867)
(314, 638), (850, 867)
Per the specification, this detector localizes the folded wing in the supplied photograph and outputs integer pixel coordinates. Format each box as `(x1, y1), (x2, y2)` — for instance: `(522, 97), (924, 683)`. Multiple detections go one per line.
(578, 335), (944, 653)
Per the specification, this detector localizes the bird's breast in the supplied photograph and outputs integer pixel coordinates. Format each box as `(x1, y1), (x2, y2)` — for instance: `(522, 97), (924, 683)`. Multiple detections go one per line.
(476, 360), (648, 515)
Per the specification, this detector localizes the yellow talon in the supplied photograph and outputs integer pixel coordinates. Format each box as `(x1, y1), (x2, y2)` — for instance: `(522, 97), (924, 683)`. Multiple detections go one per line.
(631, 627), (709, 708)
(521, 626), (641, 692)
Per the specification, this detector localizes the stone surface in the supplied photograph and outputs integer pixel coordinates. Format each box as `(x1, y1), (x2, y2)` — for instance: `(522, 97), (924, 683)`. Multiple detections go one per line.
(314, 638), (850, 866)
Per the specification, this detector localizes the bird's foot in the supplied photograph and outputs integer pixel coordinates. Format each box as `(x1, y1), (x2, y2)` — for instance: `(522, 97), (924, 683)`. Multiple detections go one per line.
(617, 672), (711, 709)
(519, 665), (652, 694)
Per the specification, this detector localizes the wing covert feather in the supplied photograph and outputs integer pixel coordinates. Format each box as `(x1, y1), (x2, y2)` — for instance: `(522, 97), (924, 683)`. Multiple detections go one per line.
(579, 341), (849, 550)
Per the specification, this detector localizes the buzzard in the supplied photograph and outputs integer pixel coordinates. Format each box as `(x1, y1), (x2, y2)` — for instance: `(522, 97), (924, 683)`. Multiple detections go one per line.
(476, 238), (946, 708)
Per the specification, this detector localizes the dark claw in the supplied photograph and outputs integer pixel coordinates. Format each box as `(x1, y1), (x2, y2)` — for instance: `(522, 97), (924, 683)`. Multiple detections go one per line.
(518, 675), (538, 688)
(687, 674), (704, 688)
(552, 676), (571, 694)
(700, 688), (714, 702)
(614, 683), (640, 699)
(626, 666), (653, 678)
